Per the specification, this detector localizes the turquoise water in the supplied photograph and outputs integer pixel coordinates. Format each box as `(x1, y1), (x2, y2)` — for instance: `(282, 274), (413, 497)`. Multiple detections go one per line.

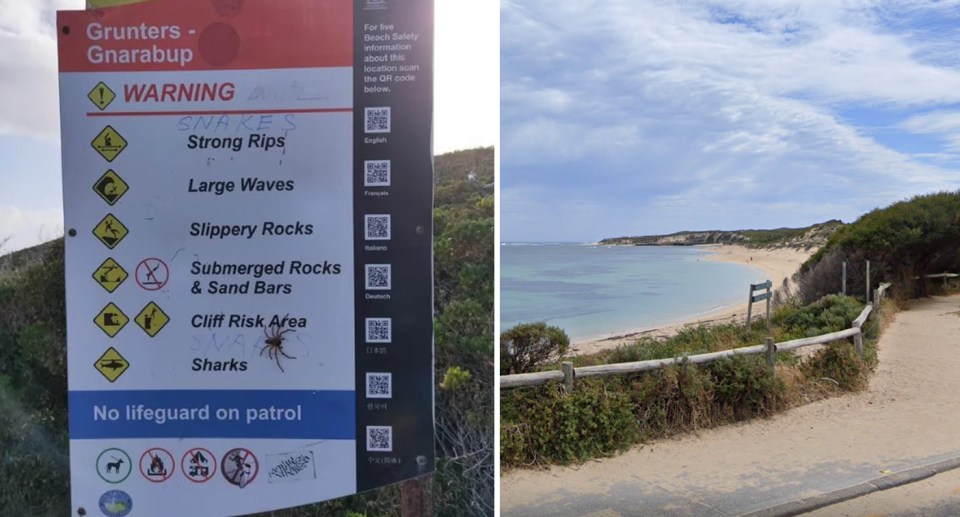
(500, 243), (769, 343)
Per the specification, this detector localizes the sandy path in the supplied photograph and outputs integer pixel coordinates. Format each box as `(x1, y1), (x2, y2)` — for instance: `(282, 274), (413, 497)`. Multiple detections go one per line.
(569, 244), (812, 356)
(501, 293), (960, 516)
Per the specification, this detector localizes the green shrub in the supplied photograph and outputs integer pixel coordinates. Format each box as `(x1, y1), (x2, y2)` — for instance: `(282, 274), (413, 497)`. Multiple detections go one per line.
(802, 342), (868, 391)
(708, 354), (783, 419)
(802, 190), (960, 303)
(500, 357), (786, 469)
(775, 294), (864, 337)
(500, 322), (570, 375)
(501, 383), (637, 465)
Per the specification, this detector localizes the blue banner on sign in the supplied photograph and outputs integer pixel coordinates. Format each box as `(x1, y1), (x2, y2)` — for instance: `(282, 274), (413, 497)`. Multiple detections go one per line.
(69, 389), (355, 440)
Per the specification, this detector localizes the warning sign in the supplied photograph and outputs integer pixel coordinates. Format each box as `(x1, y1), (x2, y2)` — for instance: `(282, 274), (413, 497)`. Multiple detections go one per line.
(139, 448), (174, 483)
(94, 302), (129, 338)
(135, 258), (169, 291)
(93, 170), (129, 206)
(181, 448), (217, 483)
(95, 347), (129, 382)
(221, 448), (258, 488)
(91, 125), (128, 162)
(135, 302), (169, 337)
(93, 214), (129, 249)
(92, 258), (129, 293)
(88, 81), (116, 111)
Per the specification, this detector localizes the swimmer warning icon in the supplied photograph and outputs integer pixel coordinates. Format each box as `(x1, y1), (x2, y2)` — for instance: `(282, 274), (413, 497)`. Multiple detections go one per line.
(91, 125), (128, 162)
(93, 170), (129, 206)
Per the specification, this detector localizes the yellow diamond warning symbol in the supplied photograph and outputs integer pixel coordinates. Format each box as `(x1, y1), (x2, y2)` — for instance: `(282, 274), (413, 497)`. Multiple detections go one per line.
(93, 170), (129, 206)
(91, 125), (128, 162)
(87, 81), (116, 111)
(94, 302), (129, 338)
(95, 347), (129, 383)
(92, 258), (128, 293)
(135, 302), (169, 337)
(93, 213), (129, 249)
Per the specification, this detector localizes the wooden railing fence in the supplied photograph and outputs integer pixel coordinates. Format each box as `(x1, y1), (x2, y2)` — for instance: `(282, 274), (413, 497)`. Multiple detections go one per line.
(500, 282), (893, 392)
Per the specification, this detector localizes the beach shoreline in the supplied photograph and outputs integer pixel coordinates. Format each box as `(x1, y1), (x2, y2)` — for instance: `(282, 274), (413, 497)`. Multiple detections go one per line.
(567, 244), (814, 357)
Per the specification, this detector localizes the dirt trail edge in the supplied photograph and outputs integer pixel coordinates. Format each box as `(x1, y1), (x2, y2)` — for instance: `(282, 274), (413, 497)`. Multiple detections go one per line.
(500, 294), (960, 517)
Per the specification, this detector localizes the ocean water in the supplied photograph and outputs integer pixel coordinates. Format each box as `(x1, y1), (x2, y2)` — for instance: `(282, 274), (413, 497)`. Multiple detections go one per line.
(500, 243), (769, 343)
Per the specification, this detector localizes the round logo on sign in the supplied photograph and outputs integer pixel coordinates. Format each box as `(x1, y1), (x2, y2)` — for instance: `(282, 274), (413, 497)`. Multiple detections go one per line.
(135, 258), (169, 291)
(221, 448), (258, 488)
(98, 489), (132, 517)
(181, 447), (217, 483)
(96, 448), (132, 484)
(139, 448), (174, 483)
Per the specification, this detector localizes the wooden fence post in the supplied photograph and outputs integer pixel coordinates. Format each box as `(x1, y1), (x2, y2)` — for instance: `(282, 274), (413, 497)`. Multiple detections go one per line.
(765, 283), (771, 329)
(746, 284), (754, 332)
(842, 261), (847, 295)
(866, 260), (870, 304)
(562, 361), (574, 394)
(401, 458), (434, 517)
(765, 337), (776, 378)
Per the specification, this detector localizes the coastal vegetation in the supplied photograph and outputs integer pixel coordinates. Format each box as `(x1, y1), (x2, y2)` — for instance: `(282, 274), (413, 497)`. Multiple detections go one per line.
(0, 146), (495, 517)
(500, 294), (884, 468)
(795, 190), (960, 305)
(598, 220), (844, 250)
(502, 191), (960, 470)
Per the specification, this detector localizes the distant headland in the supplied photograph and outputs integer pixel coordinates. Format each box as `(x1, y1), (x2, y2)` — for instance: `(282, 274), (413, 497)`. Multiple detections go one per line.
(594, 219), (844, 250)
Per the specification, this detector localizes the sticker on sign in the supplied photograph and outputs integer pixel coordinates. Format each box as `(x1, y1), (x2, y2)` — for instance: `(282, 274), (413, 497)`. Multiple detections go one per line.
(267, 450), (317, 484)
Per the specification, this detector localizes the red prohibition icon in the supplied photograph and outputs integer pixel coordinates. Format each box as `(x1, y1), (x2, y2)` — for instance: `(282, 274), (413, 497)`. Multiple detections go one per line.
(136, 258), (169, 291)
(139, 448), (174, 483)
(221, 448), (258, 488)
(181, 447), (217, 483)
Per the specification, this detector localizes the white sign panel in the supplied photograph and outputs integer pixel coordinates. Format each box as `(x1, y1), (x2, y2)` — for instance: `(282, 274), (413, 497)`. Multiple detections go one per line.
(58, 0), (436, 515)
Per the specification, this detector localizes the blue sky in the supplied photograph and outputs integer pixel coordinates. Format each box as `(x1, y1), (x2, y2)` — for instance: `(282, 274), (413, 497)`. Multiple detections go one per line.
(0, 0), (497, 254)
(501, 0), (960, 243)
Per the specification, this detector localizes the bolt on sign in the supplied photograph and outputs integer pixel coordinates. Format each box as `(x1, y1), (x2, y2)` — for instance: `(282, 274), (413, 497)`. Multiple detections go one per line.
(58, 0), (436, 515)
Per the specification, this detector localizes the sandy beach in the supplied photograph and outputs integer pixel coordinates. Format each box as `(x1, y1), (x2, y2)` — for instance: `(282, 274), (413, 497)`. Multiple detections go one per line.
(568, 244), (814, 356)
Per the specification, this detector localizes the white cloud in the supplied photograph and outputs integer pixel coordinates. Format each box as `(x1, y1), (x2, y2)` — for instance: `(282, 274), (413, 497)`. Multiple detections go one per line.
(0, 205), (64, 253)
(500, 0), (960, 241)
(0, 0), (78, 140)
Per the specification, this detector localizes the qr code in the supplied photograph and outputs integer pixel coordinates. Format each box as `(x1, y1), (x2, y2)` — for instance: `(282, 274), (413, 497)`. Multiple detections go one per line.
(366, 372), (392, 399)
(365, 214), (391, 240)
(367, 426), (393, 451)
(364, 107), (391, 134)
(364, 160), (391, 187)
(365, 264), (391, 290)
(366, 318), (392, 343)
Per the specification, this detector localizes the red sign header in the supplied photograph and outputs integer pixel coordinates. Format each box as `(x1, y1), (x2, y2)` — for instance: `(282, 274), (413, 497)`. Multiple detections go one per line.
(57, 0), (353, 72)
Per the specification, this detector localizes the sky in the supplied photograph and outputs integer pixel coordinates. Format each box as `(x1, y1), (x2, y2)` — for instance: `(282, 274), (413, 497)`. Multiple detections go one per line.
(0, 0), (498, 254)
(501, 0), (960, 243)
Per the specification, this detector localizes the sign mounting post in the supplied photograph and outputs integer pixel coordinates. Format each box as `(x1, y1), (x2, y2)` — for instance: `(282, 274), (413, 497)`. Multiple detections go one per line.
(57, 0), (435, 515)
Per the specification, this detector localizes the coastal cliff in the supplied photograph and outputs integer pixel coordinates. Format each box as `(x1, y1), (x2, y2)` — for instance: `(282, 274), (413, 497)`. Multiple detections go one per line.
(599, 220), (843, 250)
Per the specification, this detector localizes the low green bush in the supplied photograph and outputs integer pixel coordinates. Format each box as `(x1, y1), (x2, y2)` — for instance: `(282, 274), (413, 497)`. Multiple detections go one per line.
(500, 293), (875, 470)
(802, 342), (868, 391)
(775, 294), (864, 337)
(499, 322), (570, 375)
(500, 354), (784, 469)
